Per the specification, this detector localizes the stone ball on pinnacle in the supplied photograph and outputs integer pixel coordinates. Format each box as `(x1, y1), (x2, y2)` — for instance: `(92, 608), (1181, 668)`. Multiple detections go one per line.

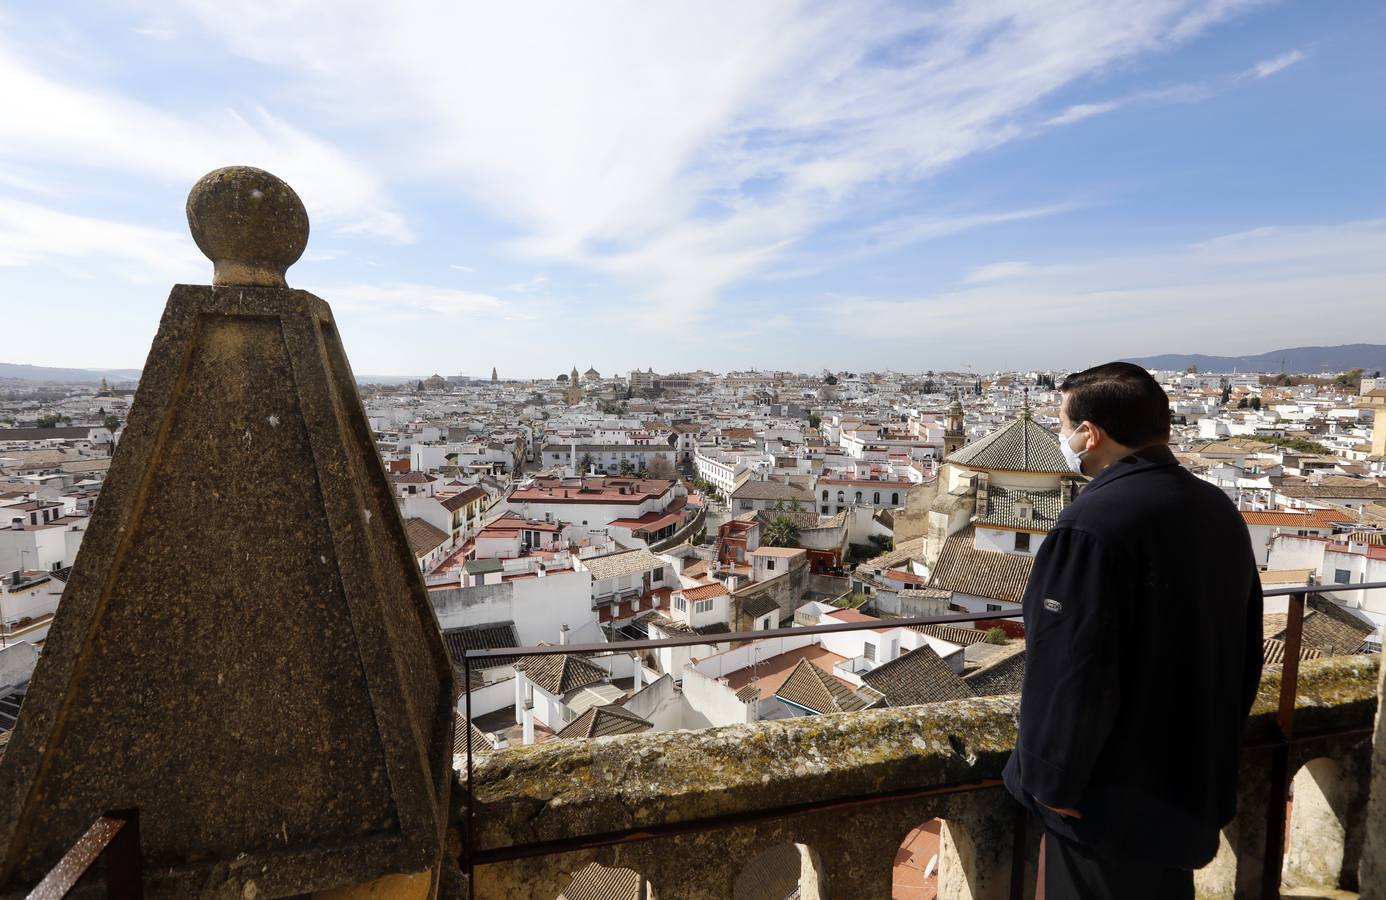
(186, 166), (310, 287)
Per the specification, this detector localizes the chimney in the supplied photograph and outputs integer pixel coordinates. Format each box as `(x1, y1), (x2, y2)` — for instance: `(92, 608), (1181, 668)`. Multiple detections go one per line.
(559, 623), (570, 645)
(632, 654), (644, 691)
(521, 699), (535, 746)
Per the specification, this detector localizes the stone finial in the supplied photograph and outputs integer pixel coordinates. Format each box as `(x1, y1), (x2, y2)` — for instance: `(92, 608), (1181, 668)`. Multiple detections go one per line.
(186, 165), (309, 287)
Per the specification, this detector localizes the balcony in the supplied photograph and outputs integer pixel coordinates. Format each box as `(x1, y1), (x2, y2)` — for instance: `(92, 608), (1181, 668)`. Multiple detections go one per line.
(462, 651), (1380, 899)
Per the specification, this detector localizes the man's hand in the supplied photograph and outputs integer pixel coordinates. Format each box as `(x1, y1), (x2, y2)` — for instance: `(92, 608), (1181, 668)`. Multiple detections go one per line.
(1037, 799), (1083, 819)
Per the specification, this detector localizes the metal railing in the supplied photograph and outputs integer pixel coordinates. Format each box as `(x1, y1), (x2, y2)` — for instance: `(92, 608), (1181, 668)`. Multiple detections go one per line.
(28, 809), (142, 899)
(460, 581), (1386, 900)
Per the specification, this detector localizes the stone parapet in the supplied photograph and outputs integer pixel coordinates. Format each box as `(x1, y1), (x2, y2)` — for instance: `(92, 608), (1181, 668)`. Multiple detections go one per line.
(459, 655), (1379, 899)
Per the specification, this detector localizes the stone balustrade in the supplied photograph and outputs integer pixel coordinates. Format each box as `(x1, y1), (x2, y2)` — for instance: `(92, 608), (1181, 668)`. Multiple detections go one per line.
(458, 654), (1381, 900)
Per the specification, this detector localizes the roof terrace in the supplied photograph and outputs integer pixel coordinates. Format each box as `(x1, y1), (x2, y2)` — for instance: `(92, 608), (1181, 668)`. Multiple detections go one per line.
(0, 169), (1382, 900)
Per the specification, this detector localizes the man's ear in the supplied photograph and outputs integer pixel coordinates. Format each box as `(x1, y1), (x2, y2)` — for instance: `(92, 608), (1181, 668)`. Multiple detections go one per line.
(1080, 420), (1104, 452)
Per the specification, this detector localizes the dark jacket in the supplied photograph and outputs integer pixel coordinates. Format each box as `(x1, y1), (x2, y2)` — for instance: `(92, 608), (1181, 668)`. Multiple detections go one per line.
(1002, 444), (1263, 869)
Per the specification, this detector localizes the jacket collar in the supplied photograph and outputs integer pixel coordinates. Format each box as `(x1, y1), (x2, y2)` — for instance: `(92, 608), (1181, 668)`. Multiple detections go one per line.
(1081, 443), (1179, 494)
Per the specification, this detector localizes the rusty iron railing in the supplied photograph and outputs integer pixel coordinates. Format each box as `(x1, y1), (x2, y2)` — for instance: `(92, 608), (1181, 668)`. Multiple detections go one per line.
(28, 808), (142, 900)
(461, 580), (1386, 900)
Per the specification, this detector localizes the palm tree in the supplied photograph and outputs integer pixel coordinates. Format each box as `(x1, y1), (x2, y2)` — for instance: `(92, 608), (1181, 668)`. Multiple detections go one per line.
(762, 514), (800, 548)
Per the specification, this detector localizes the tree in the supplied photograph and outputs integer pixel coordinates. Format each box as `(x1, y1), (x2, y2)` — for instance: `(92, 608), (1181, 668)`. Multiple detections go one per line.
(984, 627), (1007, 645)
(807, 413), (822, 429)
(648, 457), (676, 480)
(1237, 398), (1248, 409)
(762, 514), (800, 548)
(824, 374), (839, 386)
(578, 453), (594, 474)
(36, 414), (60, 428)
(415, 380), (426, 392)
(1186, 364), (1198, 374)
(1336, 367), (1365, 387)
(1249, 397), (1261, 411)
(1220, 385), (1231, 405)
(102, 415), (120, 433)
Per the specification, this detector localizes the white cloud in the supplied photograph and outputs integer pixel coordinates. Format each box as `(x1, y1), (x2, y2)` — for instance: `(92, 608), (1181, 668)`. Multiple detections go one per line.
(323, 282), (503, 318)
(504, 273), (549, 294)
(449, 264), (474, 272)
(1045, 101), (1123, 127)
(826, 219), (1386, 366)
(0, 196), (202, 282)
(0, 40), (410, 242)
(1244, 49), (1306, 79)
(163, 0), (1271, 328)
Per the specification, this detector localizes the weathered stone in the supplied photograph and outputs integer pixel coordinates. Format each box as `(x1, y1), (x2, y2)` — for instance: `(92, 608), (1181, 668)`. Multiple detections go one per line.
(459, 655), (1378, 899)
(1360, 646), (1386, 899)
(0, 170), (455, 898)
(187, 166), (310, 287)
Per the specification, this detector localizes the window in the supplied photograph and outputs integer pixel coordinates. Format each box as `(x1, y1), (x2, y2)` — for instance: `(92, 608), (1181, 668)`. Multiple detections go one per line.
(1334, 568), (1351, 584)
(986, 603), (1003, 612)
(863, 642), (875, 661)
(873, 492), (880, 504)
(855, 491), (862, 503)
(652, 568), (663, 582)
(766, 559), (776, 571)
(822, 490), (829, 500)
(821, 505), (829, 514)
(674, 595), (687, 612)
(694, 599), (714, 614)
(837, 491), (845, 504)
(1014, 532), (1031, 552)
(891, 493), (899, 505)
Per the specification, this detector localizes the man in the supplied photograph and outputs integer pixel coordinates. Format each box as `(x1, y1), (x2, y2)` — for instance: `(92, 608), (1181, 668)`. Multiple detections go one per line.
(1002, 362), (1263, 899)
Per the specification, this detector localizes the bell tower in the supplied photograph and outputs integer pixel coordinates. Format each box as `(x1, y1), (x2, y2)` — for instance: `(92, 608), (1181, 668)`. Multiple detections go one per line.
(943, 393), (965, 456)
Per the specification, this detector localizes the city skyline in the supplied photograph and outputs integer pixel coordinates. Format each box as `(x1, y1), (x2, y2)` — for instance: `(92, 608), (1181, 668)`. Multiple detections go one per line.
(2, 1), (1384, 375)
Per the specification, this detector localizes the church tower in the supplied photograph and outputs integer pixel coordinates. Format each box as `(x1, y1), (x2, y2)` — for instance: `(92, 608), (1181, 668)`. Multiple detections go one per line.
(943, 393), (965, 456)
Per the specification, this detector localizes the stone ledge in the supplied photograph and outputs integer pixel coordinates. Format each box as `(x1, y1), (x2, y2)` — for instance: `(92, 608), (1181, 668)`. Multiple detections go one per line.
(463, 655), (1379, 854)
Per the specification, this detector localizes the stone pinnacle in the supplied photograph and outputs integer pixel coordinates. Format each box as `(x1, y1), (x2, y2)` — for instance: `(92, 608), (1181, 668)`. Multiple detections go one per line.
(186, 165), (310, 287)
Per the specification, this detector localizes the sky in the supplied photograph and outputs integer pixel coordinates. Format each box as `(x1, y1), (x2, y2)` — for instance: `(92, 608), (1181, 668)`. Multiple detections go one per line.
(1, 0), (1383, 379)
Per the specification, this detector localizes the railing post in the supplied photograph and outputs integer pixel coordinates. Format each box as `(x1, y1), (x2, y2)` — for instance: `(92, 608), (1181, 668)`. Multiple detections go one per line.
(1009, 801), (1028, 900)
(465, 651), (475, 900)
(1260, 589), (1306, 899)
(103, 809), (143, 900)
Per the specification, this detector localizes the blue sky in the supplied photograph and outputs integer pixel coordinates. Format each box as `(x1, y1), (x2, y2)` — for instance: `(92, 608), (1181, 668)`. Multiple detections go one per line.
(1, 0), (1383, 378)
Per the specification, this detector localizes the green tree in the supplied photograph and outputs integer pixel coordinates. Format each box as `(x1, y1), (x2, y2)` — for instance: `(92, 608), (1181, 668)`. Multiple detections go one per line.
(1336, 367), (1365, 387)
(1220, 386), (1231, 405)
(102, 415), (120, 433)
(762, 514), (800, 548)
(825, 374), (839, 386)
(984, 627), (1007, 645)
(1186, 364), (1198, 374)
(578, 453), (594, 474)
(1237, 398), (1248, 409)
(807, 414), (822, 429)
(1249, 397), (1261, 411)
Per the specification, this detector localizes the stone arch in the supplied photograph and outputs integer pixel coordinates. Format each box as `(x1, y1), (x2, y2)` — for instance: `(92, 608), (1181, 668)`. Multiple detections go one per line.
(1283, 755), (1360, 891)
(556, 861), (658, 899)
(732, 842), (826, 900)
(895, 799), (1025, 900)
(895, 817), (945, 898)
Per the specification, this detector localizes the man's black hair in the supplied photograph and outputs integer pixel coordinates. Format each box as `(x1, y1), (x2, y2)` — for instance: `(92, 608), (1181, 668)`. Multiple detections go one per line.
(1061, 362), (1170, 447)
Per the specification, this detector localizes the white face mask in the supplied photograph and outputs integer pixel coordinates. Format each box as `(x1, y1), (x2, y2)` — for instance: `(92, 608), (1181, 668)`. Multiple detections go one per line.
(1059, 424), (1090, 476)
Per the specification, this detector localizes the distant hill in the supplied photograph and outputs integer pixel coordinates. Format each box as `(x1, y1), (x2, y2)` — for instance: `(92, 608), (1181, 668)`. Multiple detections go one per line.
(1123, 344), (1386, 375)
(0, 362), (142, 383)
